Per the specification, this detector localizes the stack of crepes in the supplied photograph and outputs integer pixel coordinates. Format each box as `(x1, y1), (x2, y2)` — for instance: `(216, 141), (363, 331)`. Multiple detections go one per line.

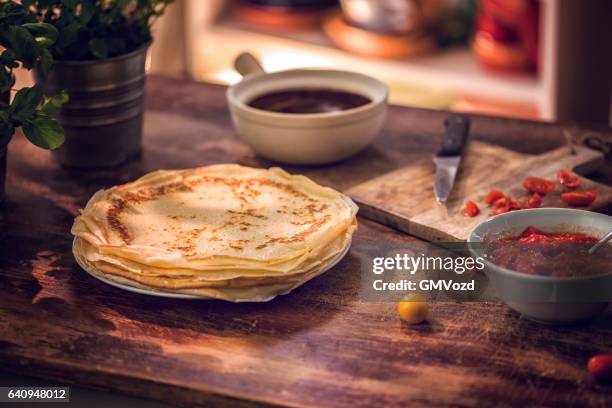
(72, 164), (358, 301)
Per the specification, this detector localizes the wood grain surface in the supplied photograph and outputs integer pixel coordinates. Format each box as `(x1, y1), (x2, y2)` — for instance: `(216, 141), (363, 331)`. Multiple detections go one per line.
(1, 76), (612, 408)
(348, 141), (612, 241)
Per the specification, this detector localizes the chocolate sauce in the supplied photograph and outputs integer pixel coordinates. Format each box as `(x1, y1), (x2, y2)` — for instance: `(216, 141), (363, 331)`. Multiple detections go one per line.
(248, 89), (371, 114)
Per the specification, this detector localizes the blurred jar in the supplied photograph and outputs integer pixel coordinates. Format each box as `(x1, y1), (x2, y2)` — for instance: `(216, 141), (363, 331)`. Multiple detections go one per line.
(237, 0), (339, 30)
(244, 0), (337, 7)
(339, 0), (445, 35)
(472, 0), (539, 73)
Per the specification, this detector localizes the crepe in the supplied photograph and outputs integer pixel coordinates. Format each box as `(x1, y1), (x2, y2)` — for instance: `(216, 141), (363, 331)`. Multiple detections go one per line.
(74, 218), (355, 286)
(73, 236), (349, 302)
(71, 165), (357, 300)
(78, 258), (340, 302)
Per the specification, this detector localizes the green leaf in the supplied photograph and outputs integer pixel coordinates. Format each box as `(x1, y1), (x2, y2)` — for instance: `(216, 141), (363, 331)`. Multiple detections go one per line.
(7, 26), (37, 68)
(79, 0), (96, 25)
(0, 122), (15, 149)
(36, 49), (53, 78)
(0, 2), (29, 22)
(9, 85), (43, 120)
(61, 0), (78, 10)
(0, 49), (18, 67)
(107, 38), (126, 55)
(40, 91), (69, 116)
(22, 114), (65, 150)
(57, 22), (81, 49)
(35, 36), (54, 48)
(0, 68), (13, 95)
(88, 38), (108, 59)
(22, 22), (58, 43)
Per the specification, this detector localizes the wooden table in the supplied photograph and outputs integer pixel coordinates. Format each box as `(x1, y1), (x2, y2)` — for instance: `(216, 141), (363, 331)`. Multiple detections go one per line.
(1, 75), (611, 408)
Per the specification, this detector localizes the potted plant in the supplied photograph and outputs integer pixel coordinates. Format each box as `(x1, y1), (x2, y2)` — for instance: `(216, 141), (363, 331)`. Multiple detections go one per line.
(0, 1), (67, 203)
(29, 0), (174, 168)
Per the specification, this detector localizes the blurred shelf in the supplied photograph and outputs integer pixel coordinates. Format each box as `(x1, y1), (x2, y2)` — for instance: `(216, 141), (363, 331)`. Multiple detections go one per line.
(191, 15), (542, 116)
(181, 0), (612, 123)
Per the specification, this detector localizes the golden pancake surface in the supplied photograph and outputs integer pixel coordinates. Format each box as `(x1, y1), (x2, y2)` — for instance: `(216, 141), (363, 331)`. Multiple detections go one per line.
(72, 164), (357, 301)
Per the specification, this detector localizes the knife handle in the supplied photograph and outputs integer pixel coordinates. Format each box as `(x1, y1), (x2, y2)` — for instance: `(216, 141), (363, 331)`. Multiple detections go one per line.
(439, 115), (470, 157)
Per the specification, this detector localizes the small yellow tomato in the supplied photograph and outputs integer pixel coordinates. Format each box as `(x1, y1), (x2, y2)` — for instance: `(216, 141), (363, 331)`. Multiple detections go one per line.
(397, 293), (429, 324)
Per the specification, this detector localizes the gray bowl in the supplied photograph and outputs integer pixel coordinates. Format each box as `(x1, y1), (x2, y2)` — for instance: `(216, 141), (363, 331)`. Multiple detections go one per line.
(468, 208), (612, 324)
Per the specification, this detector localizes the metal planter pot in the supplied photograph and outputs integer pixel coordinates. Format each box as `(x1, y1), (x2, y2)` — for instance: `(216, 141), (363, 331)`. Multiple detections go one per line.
(35, 45), (148, 168)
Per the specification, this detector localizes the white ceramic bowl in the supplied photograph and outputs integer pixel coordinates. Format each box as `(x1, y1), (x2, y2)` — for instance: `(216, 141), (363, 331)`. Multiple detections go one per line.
(227, 64), (388, 165)
(468, 208), (612, 324)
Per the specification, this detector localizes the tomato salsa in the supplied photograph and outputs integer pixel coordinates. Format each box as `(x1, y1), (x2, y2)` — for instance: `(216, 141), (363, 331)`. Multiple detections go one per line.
(486, 226), (611, 277)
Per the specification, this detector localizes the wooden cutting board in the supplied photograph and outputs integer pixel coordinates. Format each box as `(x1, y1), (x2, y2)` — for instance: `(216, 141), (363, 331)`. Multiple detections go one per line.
(347, 142), (612, 242)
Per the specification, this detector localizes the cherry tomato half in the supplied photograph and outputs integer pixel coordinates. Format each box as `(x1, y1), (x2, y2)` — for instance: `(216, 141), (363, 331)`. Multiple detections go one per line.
(489, 194), (522, 215)
(485, 189), (505, 205)
(523, 177), (556, 195)
(557, 169), (581, 189)
(489, 205), (510, 216)
(560, 191), (597, 207)
(524, 193), (542, 209)
(493, 196), (509, 208)
(588, 354), (612, 382)
(509, 198), (522, 210)
(463, 200), (480, 217)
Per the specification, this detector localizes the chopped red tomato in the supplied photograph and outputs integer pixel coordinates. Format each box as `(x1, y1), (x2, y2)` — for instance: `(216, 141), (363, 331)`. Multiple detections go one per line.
(509, 198), (522, 210)
(560, 191), (597, 207)
(489, 194), (521, 215)
(489, 205), (510, 216)
(517, 226), (598, 243)
(463, 200), (480, 217)
(490, 195), (519, 211)
(524, 193), (542, 209)
(490, 207), (508, 216)
(523, 177), (556, 195)
(488, 227), (606, 277)
(493, 196), (509, 208)
(521, 226), (546, 236)
(557, 169), (581, 189)
(518, 231), (552, 243)
(485, 189), (505, 206)
(552, 233), (598, 243)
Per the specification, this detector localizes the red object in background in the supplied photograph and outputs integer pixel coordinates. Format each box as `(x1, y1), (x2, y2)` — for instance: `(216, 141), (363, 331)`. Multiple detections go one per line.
(560, 191), (597, 207)
(463, 200), (480, 217)
(523, 176), (556, 195)
(588, 355), (612, 383)
(476, 13), (518, 43)
(472, 0), (539, 73)
(557, 169), (582, 189)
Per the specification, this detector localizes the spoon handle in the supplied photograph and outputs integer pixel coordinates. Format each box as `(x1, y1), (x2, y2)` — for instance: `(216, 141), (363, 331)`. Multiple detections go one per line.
(235, 52), (266, 78)
(589, 230), (612, 254)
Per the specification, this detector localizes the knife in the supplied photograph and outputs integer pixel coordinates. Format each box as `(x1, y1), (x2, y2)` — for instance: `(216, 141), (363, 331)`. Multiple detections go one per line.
(434, 115), (471, 203)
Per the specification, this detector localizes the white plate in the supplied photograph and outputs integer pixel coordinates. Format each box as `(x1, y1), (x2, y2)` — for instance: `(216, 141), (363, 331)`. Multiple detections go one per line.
(73, 238), (350, 301)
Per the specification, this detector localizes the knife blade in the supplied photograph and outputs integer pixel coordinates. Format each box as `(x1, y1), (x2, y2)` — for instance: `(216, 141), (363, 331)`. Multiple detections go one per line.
(434, 115), (470, 203)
